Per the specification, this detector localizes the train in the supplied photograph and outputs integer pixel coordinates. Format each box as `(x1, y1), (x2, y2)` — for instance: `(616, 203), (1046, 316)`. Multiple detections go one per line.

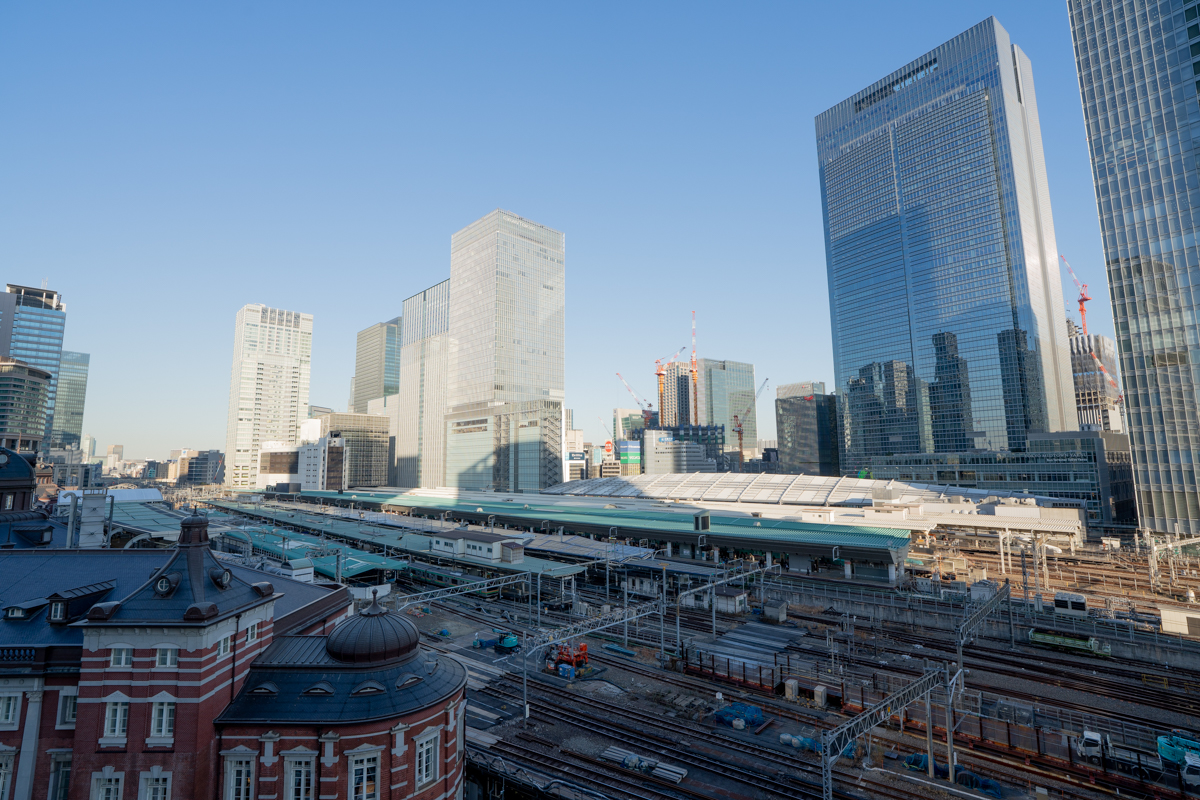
(1053, 591), (1089, 617)
(403, 562), (502, 599)
(1027, 628), (1111, 657)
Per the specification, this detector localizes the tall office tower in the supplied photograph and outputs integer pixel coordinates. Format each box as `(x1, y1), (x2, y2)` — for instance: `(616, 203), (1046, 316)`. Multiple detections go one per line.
(80, 434), (96, 459)
(613, 407), (651, 441)
(1068, 1), (1200, 531)
(1066, 320), (1124, 433)
(0, 358), (51, 452)
(0, 285), (66, 454)
(316, 412), (390, 487)
(223, 304), (313, 488)
(658, 361), (693, 426)
(444, 210), (565, 491)
(396, 280), (450, 488)
(697, 358), (757, 458)
(816, 17), (1076, 476)
(350, 317), (401, 413)
(777, 381), (826, 399)
(50, 351), (89, 448)
(776, 393), (840, 476)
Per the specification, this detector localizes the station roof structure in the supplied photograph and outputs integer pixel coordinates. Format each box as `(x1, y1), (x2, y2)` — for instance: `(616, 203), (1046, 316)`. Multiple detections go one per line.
(217, 528), (409, 582)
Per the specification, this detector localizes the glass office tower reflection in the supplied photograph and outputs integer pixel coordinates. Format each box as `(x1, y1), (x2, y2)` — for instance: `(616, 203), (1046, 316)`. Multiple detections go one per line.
(816, 17), (1076, 475)
(1067, 1), (1200, 533)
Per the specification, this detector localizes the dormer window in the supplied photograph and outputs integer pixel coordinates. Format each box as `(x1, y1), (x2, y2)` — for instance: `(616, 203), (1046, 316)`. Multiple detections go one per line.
(48, 602), (65, 622)
(351, 680), (385, 696)
(396, 674), (424, 689)
(5, 607), (24, 619)
(303, 681), (334, 696)
(251, 682), (278, 695)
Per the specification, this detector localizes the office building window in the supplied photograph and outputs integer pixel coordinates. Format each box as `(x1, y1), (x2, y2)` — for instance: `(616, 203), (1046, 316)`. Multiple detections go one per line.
(110, 648), (133, 668)
(48, 754), (71, 800)
(91, 775), (122, 800)
(415, 733), (438, 786)
(349, 755), (377, 800)
(224, 759), (253, 800)
(155, 648), (177, 668)
(104, 702), (129, 738)
(150, 703), (175, 738)
(284, 759), (312, 800)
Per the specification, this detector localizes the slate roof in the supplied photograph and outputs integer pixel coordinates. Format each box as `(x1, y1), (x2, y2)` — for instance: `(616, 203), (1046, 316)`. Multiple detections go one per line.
(217, 637), (466, 724)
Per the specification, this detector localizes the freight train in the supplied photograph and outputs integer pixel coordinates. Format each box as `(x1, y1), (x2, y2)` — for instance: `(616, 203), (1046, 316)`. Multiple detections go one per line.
(1027, 628), (1111, 657)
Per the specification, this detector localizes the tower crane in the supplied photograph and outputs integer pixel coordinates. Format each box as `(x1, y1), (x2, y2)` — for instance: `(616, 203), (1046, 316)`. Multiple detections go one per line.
(1060, 255), (1093, 336)
(690, 312), (699, 426)
(731, 377), (769, 471)
(597, 416), (615, 461)
(655, 345), (688, 420)
(616, 373), (655, 430)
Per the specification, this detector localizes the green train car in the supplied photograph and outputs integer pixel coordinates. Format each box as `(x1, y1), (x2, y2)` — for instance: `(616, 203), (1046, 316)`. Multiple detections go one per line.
(1027, 628), (1111, 657)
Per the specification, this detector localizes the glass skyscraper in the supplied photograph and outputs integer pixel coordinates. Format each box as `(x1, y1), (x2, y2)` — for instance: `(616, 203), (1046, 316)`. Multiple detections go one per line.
(1067, 1), (1200, 533)
(816, 17), (1076, 476)
(396, 280), (450, 488)
(50, 351), (89, 448)
(350, 317), (401, 413)
(223, 304), (313, 488)
(0, 285), (66, 455)
(697, 358), (757, 461)
(445, 210), (565, 491)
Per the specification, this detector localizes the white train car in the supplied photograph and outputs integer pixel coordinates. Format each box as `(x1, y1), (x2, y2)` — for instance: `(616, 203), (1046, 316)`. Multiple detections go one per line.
(1054, 591), (1089, 617)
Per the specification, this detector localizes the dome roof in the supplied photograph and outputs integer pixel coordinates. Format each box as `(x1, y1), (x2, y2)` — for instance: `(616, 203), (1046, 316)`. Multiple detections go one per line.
(326, 592), (419, 665)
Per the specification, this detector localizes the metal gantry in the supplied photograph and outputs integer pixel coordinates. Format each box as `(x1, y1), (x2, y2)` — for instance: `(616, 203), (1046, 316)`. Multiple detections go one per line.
(954, 579), (1012, 671)
(819, 666), (957, 800)
(392, 573), (532, 610)
(1147, 533), (1200, 590)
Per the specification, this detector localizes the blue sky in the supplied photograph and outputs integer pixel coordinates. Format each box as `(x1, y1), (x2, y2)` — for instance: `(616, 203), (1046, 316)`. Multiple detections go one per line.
(0, 2), (1108, 459)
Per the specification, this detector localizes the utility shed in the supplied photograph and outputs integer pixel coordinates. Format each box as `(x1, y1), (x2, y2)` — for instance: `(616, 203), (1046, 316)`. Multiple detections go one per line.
(682, 586), (748, 614)
(763, 599), (788, 623)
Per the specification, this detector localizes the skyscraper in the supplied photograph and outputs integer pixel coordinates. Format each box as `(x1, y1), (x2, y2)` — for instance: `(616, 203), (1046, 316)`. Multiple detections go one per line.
(1067, 321), (1124, 433)
(396, 280), (450, 488)
(350, 317), (401, 413)
(816, 17), (1076, 475)
(223, 304), (313, 488)
(50, 351), (89, 448)
(1067, 1), (1200, 532)
(0, 285), (66, 454)
(444, 210), (565, 491)
(658, 361), (693, 427)
(697, 358), (757, 460)
(0, 358), (51, 452)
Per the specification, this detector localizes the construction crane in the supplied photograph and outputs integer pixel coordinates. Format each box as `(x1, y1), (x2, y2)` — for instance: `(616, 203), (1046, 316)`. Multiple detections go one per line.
(616, 372), (655, 430)
(1060, 255), (1093, 336)
(731, 377), (769, 471)
(655, 345), (688, 419)
(597, 416), (615, 461)
(690, 312), (699, 426)
(1089, 352), (1124, 403)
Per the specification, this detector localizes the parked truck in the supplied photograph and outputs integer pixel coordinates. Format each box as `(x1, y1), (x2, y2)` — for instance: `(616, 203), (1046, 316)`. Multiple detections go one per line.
(1076, 731), (1164, 781)
(1158, 729), (1200, 766)
(1183, 753), (1200, 788)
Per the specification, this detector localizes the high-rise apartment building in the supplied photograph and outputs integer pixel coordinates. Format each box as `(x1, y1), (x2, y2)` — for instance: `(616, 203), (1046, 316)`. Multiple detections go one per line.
(0, 285), (66, 454)
(444, 210), (565, 492)
(50, 350), (89, 448)
(223, 304), (313, 488)
(0, 357), (51, 452)
(817, 17), (1076, 476)
(1066, 321), (1124, 433)
(396, 280), (450, 488)
(350, 317), (401, 413)
(1067, 1), (1200, 532)
(658, 361), (694, 427)
(697, 359), (757, 460)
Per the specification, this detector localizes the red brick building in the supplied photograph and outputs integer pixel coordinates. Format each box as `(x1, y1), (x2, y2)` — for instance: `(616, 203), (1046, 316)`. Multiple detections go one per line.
(0, 506), (466, 800)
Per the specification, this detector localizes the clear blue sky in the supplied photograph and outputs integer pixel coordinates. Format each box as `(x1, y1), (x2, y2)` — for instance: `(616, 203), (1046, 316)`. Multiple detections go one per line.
(0, 2), (1108, 460)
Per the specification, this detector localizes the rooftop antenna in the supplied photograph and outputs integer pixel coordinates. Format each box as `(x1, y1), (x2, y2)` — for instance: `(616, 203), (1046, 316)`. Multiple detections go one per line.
(40, 278), (48, 290)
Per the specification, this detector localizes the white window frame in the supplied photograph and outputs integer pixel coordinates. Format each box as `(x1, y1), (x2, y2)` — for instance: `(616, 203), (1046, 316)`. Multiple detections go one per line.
(348, 754), (378, 800)
(0, 695), (19, 730)
(150, 702), (175, 738)
(217, 635), (232, 657)
(0, 753), (14, 800)
(102, 701), (129, 742)
(91, 773), (123, 800)
(48, 753), (72, 800)
(245, 622), (259, 643)
(48, 602), (65, 622)
(155, 648), (178, 668)
(223, 758), (253, 800)
(415, 732), (439, 787)
(109, 648), (133, 668)
(283, 758), (313, 800)
(56, 689), (78, 729)
(138, 771), (171, 800)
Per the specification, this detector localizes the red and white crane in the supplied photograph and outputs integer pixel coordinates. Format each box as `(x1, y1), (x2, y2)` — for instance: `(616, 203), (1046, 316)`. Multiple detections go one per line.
(1060, 255), (1093, 336)
(731, 377), (770, 471)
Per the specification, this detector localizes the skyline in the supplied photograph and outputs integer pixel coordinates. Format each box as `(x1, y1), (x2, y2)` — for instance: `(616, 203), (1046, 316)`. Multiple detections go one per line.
(0, 3), (1113, 459)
